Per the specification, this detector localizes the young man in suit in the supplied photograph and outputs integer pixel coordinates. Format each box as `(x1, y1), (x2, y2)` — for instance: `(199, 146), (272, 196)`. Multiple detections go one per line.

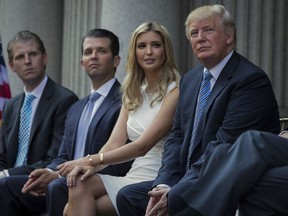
(116, 4), (280, 216)
(0, 29), (132, 216)
(0, 30), (78, 176)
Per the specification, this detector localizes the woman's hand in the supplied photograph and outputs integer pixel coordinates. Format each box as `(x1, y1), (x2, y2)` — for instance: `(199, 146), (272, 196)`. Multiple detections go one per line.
(57, 157), (91, 177)
(66, 165), (99, 187)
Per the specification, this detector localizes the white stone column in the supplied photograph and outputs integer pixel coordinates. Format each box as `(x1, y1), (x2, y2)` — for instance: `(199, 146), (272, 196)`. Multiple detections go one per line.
(0, 0), (64, 96)
(61, 0), (102, 97)
(100, 0), (182, 82)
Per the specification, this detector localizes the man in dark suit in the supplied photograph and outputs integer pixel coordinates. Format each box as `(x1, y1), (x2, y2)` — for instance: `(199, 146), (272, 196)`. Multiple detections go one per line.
(0, 29), (131, 216)
(238, 131), (288, 216)
(0, 30), (78, 176)
(176, 130), (288, 216)
(116, 4), (280, 216)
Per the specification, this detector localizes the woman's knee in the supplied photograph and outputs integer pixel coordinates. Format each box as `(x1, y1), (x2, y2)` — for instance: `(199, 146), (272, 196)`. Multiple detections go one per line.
(69, 176), (88, 197)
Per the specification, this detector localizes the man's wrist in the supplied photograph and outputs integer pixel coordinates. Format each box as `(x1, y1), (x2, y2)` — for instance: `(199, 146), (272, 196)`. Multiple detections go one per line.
(45, 168), (61, 178)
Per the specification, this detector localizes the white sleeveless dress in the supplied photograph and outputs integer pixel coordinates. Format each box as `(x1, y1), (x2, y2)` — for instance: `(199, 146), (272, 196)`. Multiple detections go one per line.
(98, 81), (176, 212)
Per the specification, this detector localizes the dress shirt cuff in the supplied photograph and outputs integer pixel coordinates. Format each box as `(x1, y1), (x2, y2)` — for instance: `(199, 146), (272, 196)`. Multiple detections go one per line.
(45, 168), (61, 178)
(156, 184), (171, 189)
(3, 169), (9, 177)
(0, 171), (5, 178)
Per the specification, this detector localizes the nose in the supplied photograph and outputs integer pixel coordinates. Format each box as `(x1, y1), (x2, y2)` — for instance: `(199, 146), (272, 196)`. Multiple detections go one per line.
(24, 54), (31, 64)
(197, 30), (205, 41)
(91, 50), (98, 59)
(146, 46), (152, 55)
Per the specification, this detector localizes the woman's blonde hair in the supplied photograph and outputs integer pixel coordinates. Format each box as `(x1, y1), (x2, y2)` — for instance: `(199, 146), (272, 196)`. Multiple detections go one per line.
(122, 22), (180, 111)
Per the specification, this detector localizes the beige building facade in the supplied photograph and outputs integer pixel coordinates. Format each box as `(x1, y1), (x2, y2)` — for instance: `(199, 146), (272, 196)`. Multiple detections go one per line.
(0, 0), (287, 117)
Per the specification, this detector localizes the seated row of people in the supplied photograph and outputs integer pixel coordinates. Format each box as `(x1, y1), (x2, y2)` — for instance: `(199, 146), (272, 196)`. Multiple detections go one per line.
(0, 4), (286, 216)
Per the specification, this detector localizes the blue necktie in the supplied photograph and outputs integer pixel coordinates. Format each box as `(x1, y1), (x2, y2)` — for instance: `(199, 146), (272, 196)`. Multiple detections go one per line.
(74, 92), (101, 159)
(186, 70), (213, 170)
(14, 94), (35, 166)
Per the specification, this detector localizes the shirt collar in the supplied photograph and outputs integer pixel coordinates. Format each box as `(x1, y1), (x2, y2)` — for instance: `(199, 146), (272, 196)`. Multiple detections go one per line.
(90, 77), (116, 97)
(23, 75), (48, 99)
(204, 50), (234, 80)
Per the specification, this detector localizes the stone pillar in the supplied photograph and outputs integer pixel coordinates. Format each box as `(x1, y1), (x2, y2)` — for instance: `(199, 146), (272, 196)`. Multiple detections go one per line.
(100, 0), (182, 81)
(61, 0), (102, 98)
(0, 0), (64, 96)
(62, 0), (182, 98)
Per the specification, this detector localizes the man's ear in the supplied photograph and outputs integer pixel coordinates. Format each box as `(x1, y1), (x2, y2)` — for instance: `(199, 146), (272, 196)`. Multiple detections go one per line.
(113, 55), (121, 68)
(43, 53), (48, 66)
(226, 32), (234, 45)
(8, 61), (15, 73)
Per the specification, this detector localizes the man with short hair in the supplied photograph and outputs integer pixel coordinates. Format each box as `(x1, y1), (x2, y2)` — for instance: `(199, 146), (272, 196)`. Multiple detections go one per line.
(0, 29), (132, 216)
(0, 30), (78, 176)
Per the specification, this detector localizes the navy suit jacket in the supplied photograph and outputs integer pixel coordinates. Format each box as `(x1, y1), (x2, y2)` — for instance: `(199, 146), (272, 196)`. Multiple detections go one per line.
(0, 77), (78, 175)
(153, 52), (280, 187)
(47, 80), (132, 176)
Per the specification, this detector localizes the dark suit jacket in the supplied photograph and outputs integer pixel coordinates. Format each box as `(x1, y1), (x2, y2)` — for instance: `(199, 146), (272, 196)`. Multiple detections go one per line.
(0, 77), (78, 175)
(47, 80), (132, 176)
(153, 51), (280, 187)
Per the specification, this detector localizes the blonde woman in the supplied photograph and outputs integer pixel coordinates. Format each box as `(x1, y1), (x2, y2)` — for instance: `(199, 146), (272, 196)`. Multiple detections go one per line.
(58, 22), (180, 216)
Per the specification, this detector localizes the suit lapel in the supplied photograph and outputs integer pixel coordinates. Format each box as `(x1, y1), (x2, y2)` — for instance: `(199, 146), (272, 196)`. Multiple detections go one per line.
(204, 52), (238, 114)
(181, 68), (203, 158)
(14, 94), (24, 130)
(192, 52), (239, 150)
(90, 81), (120, 128)
(85, 81), (121, 153)
(10, 94), (25, 159)
(29, 78), (54, 140)
(69, 97), (88, 156)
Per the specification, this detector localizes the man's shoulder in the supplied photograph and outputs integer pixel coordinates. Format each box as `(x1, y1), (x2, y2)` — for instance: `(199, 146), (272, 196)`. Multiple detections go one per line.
(186, 65), (203, 75)
(106, 79), (122, 101)
(230, 52), (265, 75)
(45, 78), (78, 99)
(4, 93), (22, 106)
(69, 96), (88, 108)
(180, 65), (203, 86)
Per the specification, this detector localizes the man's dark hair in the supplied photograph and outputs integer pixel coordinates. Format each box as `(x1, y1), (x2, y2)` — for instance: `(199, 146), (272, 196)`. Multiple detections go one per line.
(81, 29), (119, 57)
(7, 30), (46, 61)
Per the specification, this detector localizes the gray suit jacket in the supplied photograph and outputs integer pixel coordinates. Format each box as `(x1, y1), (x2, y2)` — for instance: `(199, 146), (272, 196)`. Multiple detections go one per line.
(0, 77), (78, 175)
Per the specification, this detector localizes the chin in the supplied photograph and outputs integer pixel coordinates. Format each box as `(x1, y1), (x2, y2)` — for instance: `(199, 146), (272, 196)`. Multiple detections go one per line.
(198, 56), (210, 62)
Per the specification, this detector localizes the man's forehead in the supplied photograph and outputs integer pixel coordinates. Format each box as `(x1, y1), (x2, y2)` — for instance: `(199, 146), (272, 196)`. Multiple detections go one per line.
(189, 17), (218, 29)
(83, 37), (110, 49)
(84, 37), (110, 45)
(12, 41), (39, 52)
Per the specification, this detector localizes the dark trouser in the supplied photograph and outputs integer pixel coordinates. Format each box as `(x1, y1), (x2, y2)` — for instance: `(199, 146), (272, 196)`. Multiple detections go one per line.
(46, 177), (68, 216)
(116, 178), (199, 216)
(239, 166), (288, 216)
(180, 131), (288, 216)
(0, 175), (68, 216)
(0, 176), (46, 216)
(116, 180), (152, 216)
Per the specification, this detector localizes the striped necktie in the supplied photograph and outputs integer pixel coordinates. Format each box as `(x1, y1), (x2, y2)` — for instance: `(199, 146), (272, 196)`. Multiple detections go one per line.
(14, 93), (35, 166)
(186, 70), (213, 171)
